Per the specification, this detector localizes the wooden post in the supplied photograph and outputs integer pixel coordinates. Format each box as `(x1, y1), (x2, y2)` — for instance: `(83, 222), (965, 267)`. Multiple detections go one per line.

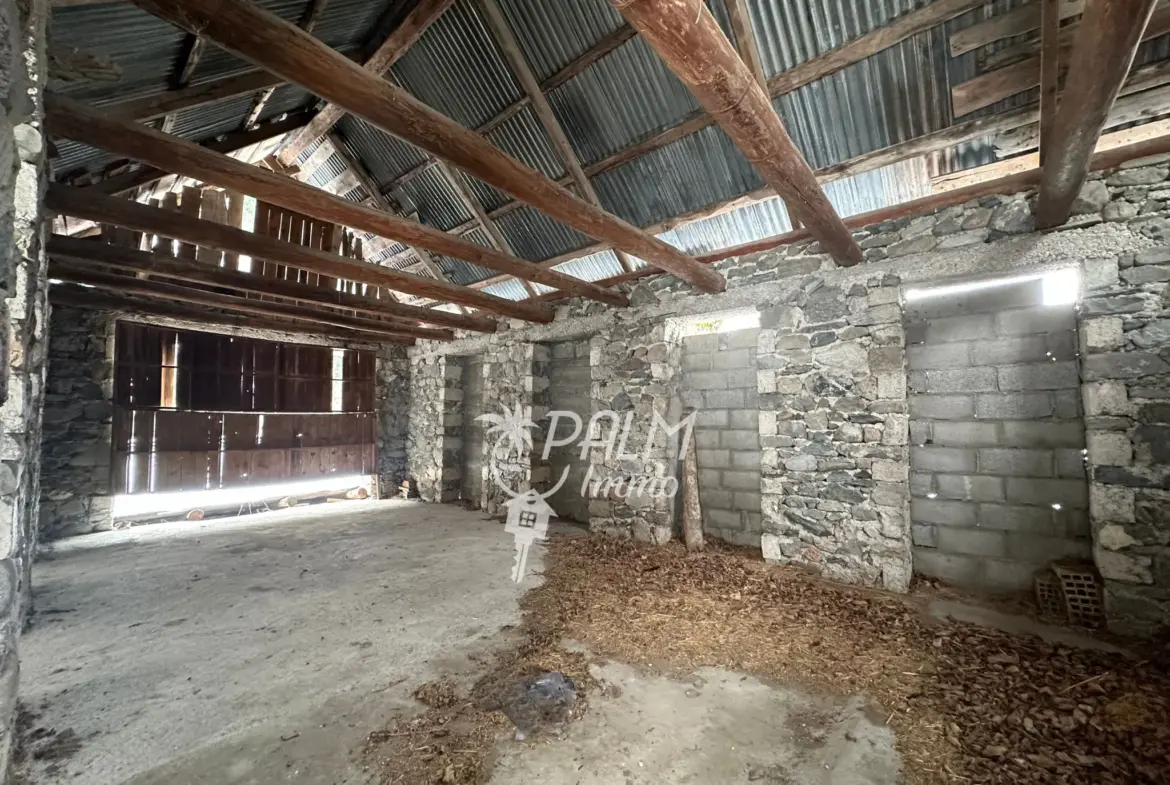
(46, 184), (555, 323)
(1036, 0), (1158, 228)
(123, 0), (725, 293)
(682, 413), (703, 552)
(612, 0), (861, 265)
(46, 95), (627, 308)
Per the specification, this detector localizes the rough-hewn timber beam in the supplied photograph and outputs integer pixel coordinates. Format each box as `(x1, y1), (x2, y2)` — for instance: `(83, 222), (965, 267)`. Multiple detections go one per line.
(53, 260), (445, 342)
(613, 0), (860, 265)
(46, 95), (624, 309)
(1038, 0), (1062, 165)
(49, 286), (384, 347)
(90, 111), (312, 196)
(46, 234), (497, 333)
(1036, 0), (1158, 227)
(279, 0), (456, 165)
(111, 70), (286, 122)
(45, 183), (553, 322)
(125, 0), (724, 293)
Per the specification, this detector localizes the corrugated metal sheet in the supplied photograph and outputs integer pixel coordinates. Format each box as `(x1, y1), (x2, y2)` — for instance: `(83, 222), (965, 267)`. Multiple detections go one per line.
(257, 83), (316, 124)
(337, 116), (430, 189)
(389, 0), (523, 129)
(388, 165), (472, 230)
(496, 206), (593, 262)
(481, 278), (533, 301)
(470, 107), (568, 209)
(494, 0), (625, 83)
(306, 153), (349, 189)
(50, 2), (187, 105)
(189, 0), (313, 85)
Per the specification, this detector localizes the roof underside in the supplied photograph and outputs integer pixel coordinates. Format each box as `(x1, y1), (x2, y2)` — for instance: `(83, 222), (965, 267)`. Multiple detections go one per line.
(50, 0), (1170, 299)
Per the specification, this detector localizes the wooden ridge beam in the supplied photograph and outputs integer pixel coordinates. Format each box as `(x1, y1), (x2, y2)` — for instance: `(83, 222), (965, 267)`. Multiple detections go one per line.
(280, 0), (456, 165)
(1037, 0), (1159, 227)
(612, 0), (860, 264)
(51, 261), (444, 342)
(89, 111), (312, 196)
(45, 183), (554, 322)
(45, 95), (624, 310)
(952, 5), (1170, 117)
(46, 234), (497, 333)
(125, 0), (723, 293)
(49, 286), (386, 346)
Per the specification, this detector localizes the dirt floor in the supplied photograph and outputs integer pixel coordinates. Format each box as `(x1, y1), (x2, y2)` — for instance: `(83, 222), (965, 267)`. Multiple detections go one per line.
(17, 503), (1170, 785)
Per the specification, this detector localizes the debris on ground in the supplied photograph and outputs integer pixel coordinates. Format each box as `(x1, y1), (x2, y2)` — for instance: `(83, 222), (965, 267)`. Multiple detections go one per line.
(412, 679), (459, 709)
(364, 534), (1170, 784)
(496, 671), (576, 740)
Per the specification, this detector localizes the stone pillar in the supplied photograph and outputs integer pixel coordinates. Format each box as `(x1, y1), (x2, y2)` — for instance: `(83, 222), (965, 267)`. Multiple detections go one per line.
(375, 344), (409, 497)
(757, 275), (912, 592)
(39, 306), (115, 539)
(1080, 248), (1170, 636)
(406, 352), (462, 503)
(0, 0), (48, 770)
(481, 340), (535, 518)
(587, 317), (683, 544)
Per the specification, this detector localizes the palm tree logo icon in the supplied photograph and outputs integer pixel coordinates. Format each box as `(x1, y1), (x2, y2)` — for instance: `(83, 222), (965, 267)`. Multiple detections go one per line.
(477, 403), (538, 463)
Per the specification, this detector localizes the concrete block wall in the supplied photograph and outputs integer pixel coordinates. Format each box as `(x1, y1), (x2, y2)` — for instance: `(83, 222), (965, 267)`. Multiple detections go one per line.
(906, 281), (1089, 592)
(680, 328), (763, 547)
(544, 341), (590, 524)
(39, 307), (115, 539)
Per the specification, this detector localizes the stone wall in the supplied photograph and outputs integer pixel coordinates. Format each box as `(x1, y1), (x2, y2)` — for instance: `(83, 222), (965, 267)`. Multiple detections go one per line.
(681, 328), (762, 547)
(756, 273), (912, 591)
(39, 306), (114, 539)
(406, 353), (461, 502)
(402, 156), (1170, 634)
(0, 0), (49, 772)
(1079, 241), (1170, 637)
(906, 281), (1090, 592)
(460, 354), (484, 506)
(375, 345), (410, 497)
(480, 341), (537, 517)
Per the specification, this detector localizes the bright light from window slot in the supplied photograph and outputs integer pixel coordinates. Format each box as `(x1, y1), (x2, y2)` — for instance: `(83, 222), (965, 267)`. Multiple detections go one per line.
(904, 268), (1080, 307)
(112, 474), (371, 518)
(676, 307), (761, 337)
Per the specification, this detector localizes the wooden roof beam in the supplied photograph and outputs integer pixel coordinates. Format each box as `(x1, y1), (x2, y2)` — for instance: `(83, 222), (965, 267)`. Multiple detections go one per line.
(950, 0), (1085, 56)
(51, 261), (442, 342)
(279, 0), (456, 165)
(241, 0), (331, 131)
(46, 95), (623, 310)
(613, 0), (860, 265)
(125, 0), (723, 293)
(46, 234), (497, 333)
(45, 183), (553, 322)
(1036, 0), (1158, 227)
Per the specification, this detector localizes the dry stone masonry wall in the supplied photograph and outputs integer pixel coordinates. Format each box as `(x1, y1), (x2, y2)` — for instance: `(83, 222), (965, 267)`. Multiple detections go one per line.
(406, 353), (461, 502)
(480, 341), (538, 517)
(39, 306), (114, 539)
(400, 156), (1170, 635)
(375, 345), (410, 497)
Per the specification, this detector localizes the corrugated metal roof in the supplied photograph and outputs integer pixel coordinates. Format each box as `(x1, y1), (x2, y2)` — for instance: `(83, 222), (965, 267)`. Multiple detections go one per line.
(496, 206), (593, 262)
(189, 0), (313, 85)
(336, 116), (429, 188)
(493, 0), (625, 83)
(387, 165), (472, 230)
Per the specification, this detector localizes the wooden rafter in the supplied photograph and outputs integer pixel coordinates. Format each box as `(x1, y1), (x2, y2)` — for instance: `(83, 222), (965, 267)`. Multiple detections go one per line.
(279, 0), (455, 165)
(1037, 0), (1159, 227)
(242, 0), (331, 131)
(477, 0), (633, 275)
(727, 0), (768, 90)
(1038, 0), (1062, 164)
(46, 95), (628, 308)
(950, 0), (1085, 56)
(112, 70), (287, 122)
(47, 234), (496, 332)
(613, 0), (860, 264)
(53, 261), (446, 342)
(125, 0), (724, 293)
(46, 183), (556, 322)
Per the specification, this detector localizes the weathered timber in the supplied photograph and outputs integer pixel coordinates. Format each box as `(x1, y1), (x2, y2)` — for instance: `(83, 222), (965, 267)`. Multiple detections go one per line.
(1036, 0), (1159, 227)
(1038, 0), (1061, 164)
(949, 0), (1084, 56)
(46, 234), (497, 333)
(46, 95), (625, 308)
(45, 183), (554, 322)
(614, 0), (861, 265)
(125, 0), (724, 293)
(111, 70), (286, 122)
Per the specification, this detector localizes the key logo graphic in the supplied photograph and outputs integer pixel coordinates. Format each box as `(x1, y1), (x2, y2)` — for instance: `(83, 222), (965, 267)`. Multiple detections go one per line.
(503, 490), (554, 582)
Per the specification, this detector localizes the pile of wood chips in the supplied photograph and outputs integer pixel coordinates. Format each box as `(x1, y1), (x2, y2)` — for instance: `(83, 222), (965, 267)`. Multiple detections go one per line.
(365, 533), (1170, 785)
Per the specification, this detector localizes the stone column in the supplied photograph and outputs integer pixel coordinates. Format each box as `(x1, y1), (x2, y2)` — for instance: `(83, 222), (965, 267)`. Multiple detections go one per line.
(1080, 248), (1170, 636)
(481, 340), (535, 518)
(0, 0), (49, 770)
(407, 353), (462, 503)
(39, 306), (115, 539)
(757, 275), (912, 592)
(587, 317), (683, 544)
(375, 345), (410, 497)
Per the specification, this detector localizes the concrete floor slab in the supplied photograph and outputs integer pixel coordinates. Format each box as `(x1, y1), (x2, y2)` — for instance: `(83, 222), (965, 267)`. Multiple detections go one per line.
(489, 662), (901, 785)
(20, 500), (530, 785)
